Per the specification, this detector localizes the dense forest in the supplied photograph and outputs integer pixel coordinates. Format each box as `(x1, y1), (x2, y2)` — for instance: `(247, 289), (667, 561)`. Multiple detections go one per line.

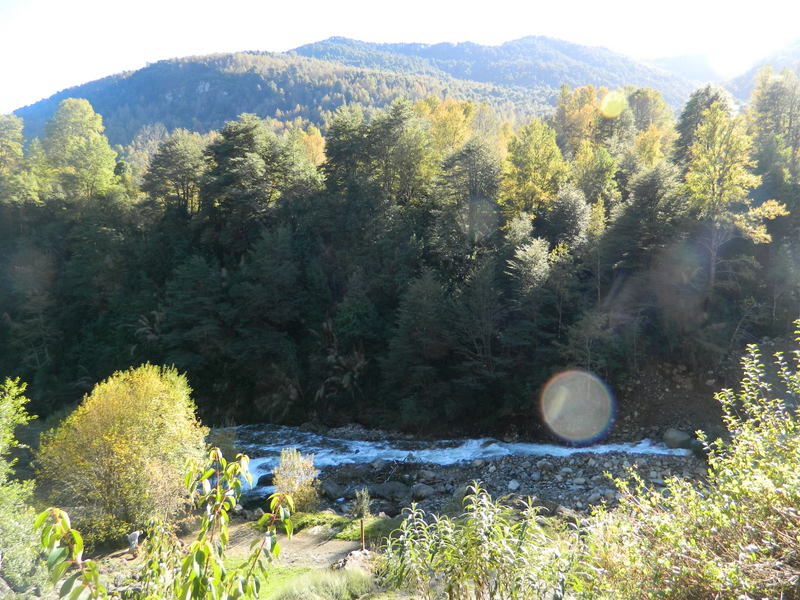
(2, 64), (800, 435)
(13, 35), (700, 148)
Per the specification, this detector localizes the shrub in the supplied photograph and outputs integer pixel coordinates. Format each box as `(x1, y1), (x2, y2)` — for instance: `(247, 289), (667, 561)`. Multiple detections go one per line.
(351, 487), (372, 519)
(0, 378), (46, 592)
(37, 448), (294, 599)
(272, 448), (320, 512)
(583, 338), (800, 599)
(36, 364), (208, 546)
(380, 483), (580, 600)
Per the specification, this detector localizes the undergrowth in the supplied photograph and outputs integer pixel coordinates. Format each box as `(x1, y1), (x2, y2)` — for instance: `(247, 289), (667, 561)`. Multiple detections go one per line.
(380, 334), (800, 599)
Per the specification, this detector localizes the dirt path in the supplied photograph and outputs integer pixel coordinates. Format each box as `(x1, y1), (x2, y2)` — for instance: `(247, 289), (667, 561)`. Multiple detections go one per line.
(219, 521), (361, 569)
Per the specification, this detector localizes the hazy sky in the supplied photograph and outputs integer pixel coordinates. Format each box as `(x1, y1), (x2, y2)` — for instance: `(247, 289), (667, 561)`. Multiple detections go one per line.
(1, 0), (799, 114)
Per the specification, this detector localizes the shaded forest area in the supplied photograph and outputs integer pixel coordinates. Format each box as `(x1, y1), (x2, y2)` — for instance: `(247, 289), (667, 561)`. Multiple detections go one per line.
(2, 69), (800, 435)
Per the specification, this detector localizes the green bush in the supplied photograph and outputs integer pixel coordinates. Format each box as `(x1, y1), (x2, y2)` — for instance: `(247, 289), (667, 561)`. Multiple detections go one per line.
(36, 364), (208, 547)
(0, 378), (46, 593)
(583, 339), (800, 599)
(351, 487), (372, 519)
(380, 483), (579, 600)
(273, 448), (320, 512)
(36, 448), (294, 599)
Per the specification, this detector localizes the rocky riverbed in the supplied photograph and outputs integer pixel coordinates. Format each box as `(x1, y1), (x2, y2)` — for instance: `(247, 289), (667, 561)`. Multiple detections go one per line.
(317, 448), (708, 517)
(235, 422), (717, 518)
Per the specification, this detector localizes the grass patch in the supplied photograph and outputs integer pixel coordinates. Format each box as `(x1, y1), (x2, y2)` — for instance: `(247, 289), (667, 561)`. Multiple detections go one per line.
(222, 559), (312, 591)
(280, 511), (350, 534)
(265, 569), (374, 600)
(276, 511), (402, 546)
(334, 516), (403, 544)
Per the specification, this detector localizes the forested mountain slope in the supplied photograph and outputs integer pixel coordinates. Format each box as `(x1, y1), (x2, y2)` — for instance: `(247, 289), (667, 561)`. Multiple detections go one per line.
(3, 69), (800, 434)
(12, 51), (545, 146)
(14, 36), (697, 147)
(292, 36), (695, 106)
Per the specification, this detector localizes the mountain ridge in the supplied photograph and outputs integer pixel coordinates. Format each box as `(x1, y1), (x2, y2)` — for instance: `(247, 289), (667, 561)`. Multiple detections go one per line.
(13, 35), (700, 146)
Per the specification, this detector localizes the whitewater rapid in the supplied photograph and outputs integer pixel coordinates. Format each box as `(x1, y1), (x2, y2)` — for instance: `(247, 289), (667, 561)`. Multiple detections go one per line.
(230, 424), (690, 493)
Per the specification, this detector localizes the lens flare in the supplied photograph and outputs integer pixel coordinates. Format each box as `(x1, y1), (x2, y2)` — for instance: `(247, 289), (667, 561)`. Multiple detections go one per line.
(540, 370), (615, 443)
(600, 90), (626, 118)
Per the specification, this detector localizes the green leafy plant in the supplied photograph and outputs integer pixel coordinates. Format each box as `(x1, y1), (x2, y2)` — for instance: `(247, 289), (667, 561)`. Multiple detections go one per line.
(380, 482), (580, 600)
(583, 335), (800, 599)
(351, 487), (372, 519)
(36, 364), (208, 547)
(0, 378), (46, 593)
(35, 447), (293, 599)
(272, 448), (320, 512)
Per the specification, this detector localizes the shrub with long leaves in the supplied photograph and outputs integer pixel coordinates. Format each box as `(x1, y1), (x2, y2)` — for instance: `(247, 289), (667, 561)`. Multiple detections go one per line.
(583, 335), (800, 599)
(35, 447), (293, 599)
(380, 482), (580, 600)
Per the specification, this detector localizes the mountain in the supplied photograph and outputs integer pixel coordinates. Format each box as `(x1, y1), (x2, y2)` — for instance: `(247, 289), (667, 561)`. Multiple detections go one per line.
(729, 38), (800, 100)
(643, 54), (722, 84)
(292, 36), (695, 106)
(14, 52), (545, 146)
(14, 36), (696, 146)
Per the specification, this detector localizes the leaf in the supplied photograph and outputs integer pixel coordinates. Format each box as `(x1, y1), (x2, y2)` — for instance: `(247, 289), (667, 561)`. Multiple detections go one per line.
(34, 509), (51, 530)
(59, 572), (80, 597)
(47, 546), (68, 570)
(70, 529), (84, 561)
(68, 583), (90, 600)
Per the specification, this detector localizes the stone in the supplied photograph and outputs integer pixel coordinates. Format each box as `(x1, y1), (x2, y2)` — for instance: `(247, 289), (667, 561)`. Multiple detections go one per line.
(332, 549), (373, 573)
(572, 477), (586, 486)
(371, 481), (410, 501)
(244, 507), (265, 521)
(321, 480), (346, 500)
(411, 483), (435, 500)
(472, 458), (486, 468)
(257, 473), (273, 487)
(417, 469), (437, 482)
(586, 491), (602, 504)
(507, 479), (521, 491)
(663, 428), (692, 449)
(370, 459), (387, 470)
(536, 459), (555, 471)
(530, 471), (541, 482)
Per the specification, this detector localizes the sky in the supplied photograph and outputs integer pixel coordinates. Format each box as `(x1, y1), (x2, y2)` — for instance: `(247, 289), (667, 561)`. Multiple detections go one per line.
(1, 0), (799, 114)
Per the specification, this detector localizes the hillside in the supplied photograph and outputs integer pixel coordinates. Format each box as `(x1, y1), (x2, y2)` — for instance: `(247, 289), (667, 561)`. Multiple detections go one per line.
(12, 51), (547, 146)
(13, 36), (697, 146)
(729, 37), (800, 99)
(292, 36), (696, 106)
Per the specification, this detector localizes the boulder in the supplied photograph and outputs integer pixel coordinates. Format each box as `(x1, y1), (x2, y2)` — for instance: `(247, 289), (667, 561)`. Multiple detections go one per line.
(332, 549), (373, 572)
(507, 479), (521, 491)
(257, 473), (273, 487)
(370, 459), (387, 470)
(321, 480), (346, 501)
(417, 469), (437, 482)
(663, 428), (692, 449)
(371, 481), (410, 501)
(536, 459), (555, 472)
(411, 483), (435, 500)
